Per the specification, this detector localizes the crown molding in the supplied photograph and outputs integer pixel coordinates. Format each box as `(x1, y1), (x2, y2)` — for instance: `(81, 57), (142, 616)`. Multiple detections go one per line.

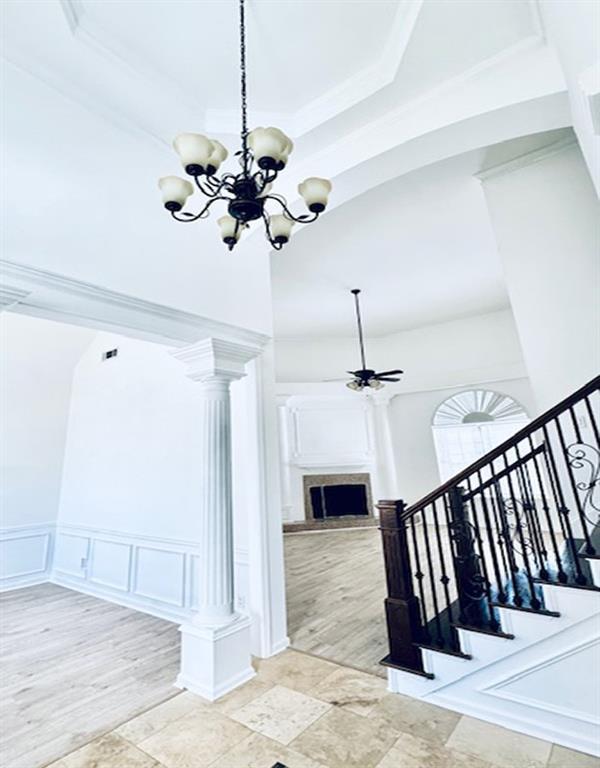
(475, 135), (577, 181)
(0, 259), (270, 348)
(0, 285), (30, 311)
(205, 0), (423, 138)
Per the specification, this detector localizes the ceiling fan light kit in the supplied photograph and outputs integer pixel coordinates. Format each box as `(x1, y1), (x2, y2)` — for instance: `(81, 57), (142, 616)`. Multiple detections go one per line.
(158, 0), (332, 251)
(346, 289), (403, 391)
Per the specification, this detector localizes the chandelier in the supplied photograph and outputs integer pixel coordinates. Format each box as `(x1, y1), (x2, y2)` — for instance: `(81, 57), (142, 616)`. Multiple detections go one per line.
(346, 290), (403, 391)
(158, 0), (332, 251)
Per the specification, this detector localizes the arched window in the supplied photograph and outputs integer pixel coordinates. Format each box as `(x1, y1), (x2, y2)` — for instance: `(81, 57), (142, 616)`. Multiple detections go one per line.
(432, 390), (529, 482)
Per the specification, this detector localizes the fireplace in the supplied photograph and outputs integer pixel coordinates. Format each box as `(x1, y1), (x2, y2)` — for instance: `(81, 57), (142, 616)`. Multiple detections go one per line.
(303, 473), (373, 521)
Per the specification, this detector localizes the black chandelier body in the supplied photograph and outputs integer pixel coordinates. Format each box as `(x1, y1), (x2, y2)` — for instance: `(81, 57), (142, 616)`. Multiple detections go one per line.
(159, 0), (331, 251)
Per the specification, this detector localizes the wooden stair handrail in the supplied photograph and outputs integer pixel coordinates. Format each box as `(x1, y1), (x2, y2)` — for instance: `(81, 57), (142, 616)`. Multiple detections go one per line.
(403, 374), (600, 519)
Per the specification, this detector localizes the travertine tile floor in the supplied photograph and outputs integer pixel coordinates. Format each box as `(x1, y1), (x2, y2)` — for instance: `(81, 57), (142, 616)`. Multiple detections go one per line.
(46, 649), (599, 768)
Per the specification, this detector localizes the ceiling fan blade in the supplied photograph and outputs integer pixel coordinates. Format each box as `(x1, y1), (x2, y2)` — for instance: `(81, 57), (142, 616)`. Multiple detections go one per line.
(374, 369), (404, 377)
(373, 376), (401, 382)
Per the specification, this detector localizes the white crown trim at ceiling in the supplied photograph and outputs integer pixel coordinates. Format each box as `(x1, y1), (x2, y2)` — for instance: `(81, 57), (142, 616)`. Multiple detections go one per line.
(58, 0), (423, 140)
(205, 0), (424, 137)
(0, 259), (270, 348)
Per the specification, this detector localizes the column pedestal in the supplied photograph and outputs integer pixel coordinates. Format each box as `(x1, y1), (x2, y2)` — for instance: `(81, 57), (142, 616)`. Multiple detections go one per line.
(176, 615), (255, 701)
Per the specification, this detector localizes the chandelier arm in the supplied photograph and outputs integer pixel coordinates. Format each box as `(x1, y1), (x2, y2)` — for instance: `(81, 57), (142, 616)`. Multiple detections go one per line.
(194, 175), (223, 197)
(262, 194), (320, 224)
(261, 211), (284, 250)
(170, 196), (229, 222)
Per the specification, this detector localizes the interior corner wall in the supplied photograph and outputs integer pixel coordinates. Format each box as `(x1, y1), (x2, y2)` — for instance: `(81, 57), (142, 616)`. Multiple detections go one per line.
(388, 376), (535, 505)
(481, 143), (600, 411)
(0, 313), (95, 588)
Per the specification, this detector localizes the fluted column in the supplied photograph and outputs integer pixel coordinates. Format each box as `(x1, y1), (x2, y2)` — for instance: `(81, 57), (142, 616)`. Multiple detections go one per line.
(195, 375), (235, 623)
(171, 337), (262, 700)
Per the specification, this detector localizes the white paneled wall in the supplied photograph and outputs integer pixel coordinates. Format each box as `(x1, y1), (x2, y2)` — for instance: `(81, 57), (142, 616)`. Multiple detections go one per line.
(1, 524), (248, 623)
(0, 523), (54, 589)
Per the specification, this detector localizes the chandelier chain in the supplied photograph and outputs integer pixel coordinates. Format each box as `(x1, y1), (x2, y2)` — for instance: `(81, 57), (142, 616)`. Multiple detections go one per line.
(239, 0), (249, 173)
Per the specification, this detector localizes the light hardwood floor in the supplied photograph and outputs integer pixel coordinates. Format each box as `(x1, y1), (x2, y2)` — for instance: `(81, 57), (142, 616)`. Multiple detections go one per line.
(0, 583), (180, 768)
(284, 528), (388, 676)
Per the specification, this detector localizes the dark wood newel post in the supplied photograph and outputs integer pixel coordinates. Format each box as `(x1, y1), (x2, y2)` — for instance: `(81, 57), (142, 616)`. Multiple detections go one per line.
(378, 499), (425, 672)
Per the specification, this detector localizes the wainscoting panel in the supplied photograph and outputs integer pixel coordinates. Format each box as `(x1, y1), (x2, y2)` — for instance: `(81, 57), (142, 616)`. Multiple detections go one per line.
(134, 547), (186, 607)
(51, 524), (249, 623)
(53, 532), (90, 578)
(89, 539), (132, 592)
(0, 523), (54, 590)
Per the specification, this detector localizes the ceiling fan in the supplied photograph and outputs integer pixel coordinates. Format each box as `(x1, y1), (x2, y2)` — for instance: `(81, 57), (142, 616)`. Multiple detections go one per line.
(346, 289), (403, 391)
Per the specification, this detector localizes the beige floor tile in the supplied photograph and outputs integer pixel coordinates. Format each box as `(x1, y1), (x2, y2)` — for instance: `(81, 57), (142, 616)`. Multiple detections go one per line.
(229, 684), (331, 745)
(212, 676), (275, 715)
(290, 707), (399, 768)
(375, 731), (495, 768)
(210, 731), (328, 768)
(312, 666), (388, 716)
(115, 692), (208, 744)
(254, 649), (339, 695)
(138, 708), (249, 768)
(368, 691), (460, 746)
(548, 745), (600, 767)
(60, 733), (161, 768)
(446, 716), (552, 768)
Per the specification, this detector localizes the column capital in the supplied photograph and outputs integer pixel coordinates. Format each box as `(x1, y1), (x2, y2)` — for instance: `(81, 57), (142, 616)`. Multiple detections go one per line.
(171, 337), (262, 383)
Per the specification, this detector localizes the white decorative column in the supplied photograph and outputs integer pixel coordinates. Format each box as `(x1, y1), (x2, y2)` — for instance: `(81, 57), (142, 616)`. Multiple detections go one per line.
(276, 395), (294, 522)
(370, 392), (400, 502)
(172, 337), (261, 700)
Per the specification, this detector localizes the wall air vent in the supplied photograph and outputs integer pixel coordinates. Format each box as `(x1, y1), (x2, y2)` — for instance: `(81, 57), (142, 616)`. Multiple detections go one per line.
(102, 349), (118, 361)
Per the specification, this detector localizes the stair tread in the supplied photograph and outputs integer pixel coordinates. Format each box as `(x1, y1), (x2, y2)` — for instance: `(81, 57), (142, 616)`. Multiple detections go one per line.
(380, 654), (434, 679)
(490, 602), (560, 618)
(453, 621), (515, 639)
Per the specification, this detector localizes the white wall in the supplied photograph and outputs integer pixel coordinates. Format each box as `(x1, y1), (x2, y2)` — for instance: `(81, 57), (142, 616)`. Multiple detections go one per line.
(275, 309), (527, 391)
(0, 313), (94, 588)
(52, 330), (254, 623)
(539, 1), (600, 196)
(481, 142), (600, 410)
(0, 313), (94, 527)
(389, 376), (535, 505)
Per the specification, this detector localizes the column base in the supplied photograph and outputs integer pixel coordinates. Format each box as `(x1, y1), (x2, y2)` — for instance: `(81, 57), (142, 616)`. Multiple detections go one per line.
(175, 613), (256, 702)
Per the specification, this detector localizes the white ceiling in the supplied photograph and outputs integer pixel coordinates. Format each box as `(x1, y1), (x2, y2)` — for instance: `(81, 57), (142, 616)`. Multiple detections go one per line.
(271, 129), (574, 339)
(0, 0), (570, 337)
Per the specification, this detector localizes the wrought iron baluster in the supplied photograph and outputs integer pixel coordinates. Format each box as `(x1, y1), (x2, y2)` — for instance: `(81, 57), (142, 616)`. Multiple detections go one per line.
(409, 516), (430, 641)
(527, 434), (568, 583)
(477, 469), (507, 603)
(420, 506), (444, 646)
(584, 395), (600, 446)
(501, 455), (541, 609)
(492, 475), (523, 606)
(465, 478), (498, 629)
(513, 446), (548, 579)
(541, 425), (587, 585)
(555, 414), (595, 554)
(431, 498), (454, 633)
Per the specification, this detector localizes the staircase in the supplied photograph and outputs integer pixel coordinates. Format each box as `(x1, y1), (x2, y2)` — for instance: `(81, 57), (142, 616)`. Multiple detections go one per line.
(378, 376), (600, 755)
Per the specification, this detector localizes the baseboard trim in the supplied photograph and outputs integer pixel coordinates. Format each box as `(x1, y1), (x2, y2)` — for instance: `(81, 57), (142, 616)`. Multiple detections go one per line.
(50, 572), (188, 624)
(0, 573), (50, 592)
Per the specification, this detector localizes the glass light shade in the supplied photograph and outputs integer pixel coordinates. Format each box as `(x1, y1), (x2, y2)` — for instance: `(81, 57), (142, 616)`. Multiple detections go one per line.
(248, 127), (287, 164)
(173, 133), (213, 173)
(369, 379), (384, 390)
(207, 140), (228, 172)
(279, 135), (294, 165)
(269, 214), (294, 242)
(346, 380), (362, 391)
(298, 177), (332, 212)
(158, 176), (194, 211)
(217, 215), (241, 242)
